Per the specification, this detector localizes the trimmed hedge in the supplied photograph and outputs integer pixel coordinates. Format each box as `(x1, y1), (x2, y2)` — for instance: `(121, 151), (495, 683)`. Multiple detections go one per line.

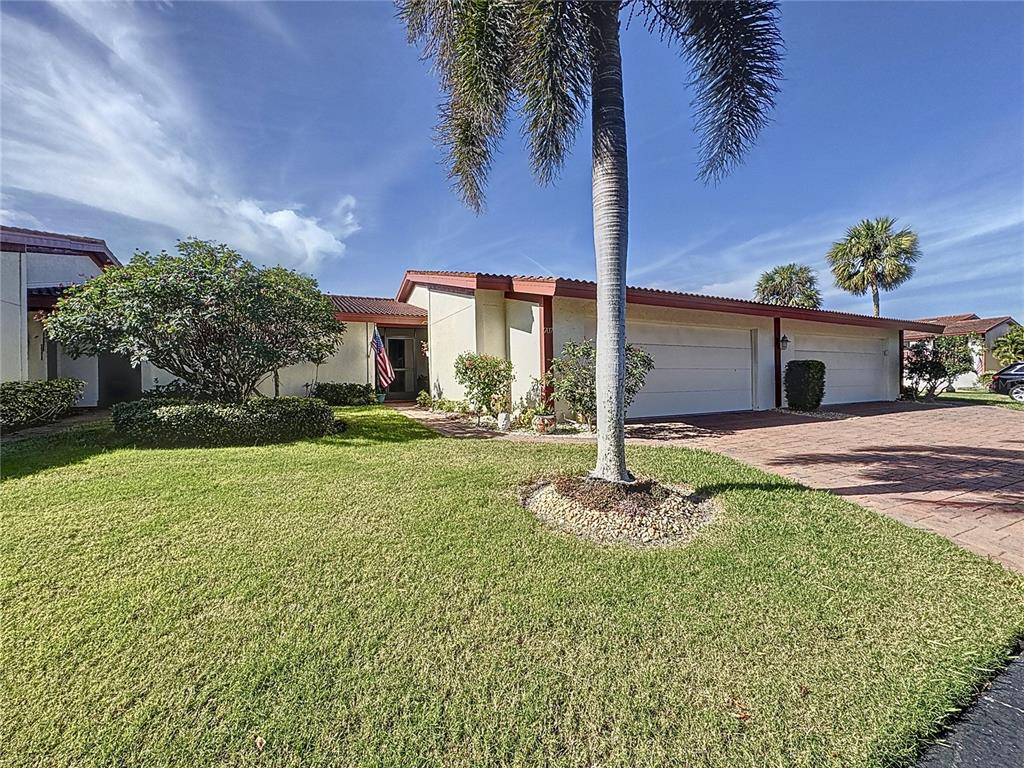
(112, 396), (335, 446)
(0, 378), (84, 432)
(784, 360), (827, 411)
(310, 382), (375, 406)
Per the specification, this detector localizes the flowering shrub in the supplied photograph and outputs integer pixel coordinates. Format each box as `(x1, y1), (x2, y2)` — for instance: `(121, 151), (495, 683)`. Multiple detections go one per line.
(905, 337), (974, 399)
(453, 353), (514, 415)
(0, 378), (84, 432)
(546, 339), (654, 429)
(112, 396), (335, 446)
(311, 382), (375, 406)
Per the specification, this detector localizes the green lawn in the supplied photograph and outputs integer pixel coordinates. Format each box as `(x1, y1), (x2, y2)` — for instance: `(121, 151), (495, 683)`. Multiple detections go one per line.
(2, 407), (1023, 767)
(939, 389), (1024, 411)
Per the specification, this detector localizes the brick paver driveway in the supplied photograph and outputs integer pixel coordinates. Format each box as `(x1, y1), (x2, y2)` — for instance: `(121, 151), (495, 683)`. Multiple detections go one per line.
(628, 402), (1023, 570)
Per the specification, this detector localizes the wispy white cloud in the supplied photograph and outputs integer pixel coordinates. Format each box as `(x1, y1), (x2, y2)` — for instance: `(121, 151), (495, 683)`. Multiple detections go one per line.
(0, 1), (356, 270)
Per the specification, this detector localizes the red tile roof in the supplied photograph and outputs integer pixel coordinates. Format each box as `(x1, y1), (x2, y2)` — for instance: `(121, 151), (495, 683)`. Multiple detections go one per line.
(326, 295), (426, 318)
(397, 270), (943, 333)
(904, 314), (1016, 341)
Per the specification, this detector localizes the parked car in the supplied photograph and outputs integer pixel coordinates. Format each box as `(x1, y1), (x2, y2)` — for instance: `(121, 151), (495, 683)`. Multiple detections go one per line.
(989, 362), (1024, 402)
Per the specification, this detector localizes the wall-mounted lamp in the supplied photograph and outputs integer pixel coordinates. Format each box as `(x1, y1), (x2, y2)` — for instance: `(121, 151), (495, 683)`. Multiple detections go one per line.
(779, 334), (790, 351)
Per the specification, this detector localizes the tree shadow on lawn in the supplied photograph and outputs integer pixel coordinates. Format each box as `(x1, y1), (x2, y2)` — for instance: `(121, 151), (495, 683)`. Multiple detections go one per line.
(0, 424), (127, 482)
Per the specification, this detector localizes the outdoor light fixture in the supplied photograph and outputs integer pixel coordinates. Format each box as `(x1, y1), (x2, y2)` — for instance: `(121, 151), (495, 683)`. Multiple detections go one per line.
(779, 335), (790, 351)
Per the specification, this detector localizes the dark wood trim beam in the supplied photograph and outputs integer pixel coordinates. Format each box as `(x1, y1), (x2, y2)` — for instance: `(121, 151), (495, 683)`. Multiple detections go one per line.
(774, 317), (783, 408)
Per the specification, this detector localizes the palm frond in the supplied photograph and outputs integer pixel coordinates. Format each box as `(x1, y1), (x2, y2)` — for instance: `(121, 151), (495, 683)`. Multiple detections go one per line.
(514, 1), (591, 185)
(398, 0), (519, 211)
(639, 0), (783, 183)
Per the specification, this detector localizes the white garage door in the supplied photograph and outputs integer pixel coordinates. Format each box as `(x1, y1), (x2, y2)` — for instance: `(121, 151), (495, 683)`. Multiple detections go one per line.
(627, 322), (754, 418)
(791, 334), (887, 405)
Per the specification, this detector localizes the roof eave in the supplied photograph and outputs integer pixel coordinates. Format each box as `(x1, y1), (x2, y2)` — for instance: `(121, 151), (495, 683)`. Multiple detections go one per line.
(398, 271), (943, 332)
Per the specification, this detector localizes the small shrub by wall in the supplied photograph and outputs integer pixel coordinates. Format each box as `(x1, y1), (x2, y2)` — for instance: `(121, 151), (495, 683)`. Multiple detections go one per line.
(0, 378), (85, 432)
(453, 353), (514, 415)
(112, 396), (335, 446)
(310, 382), (375, 406)
(784, 360), (826, 411)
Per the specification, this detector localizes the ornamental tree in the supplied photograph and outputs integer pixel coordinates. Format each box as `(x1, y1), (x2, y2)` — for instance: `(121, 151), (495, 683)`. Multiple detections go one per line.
(904, 336), (975, 399)
(992, 325), (1024, 366)
(546, 339), (655, 431)
(45, 238), (345, 403)
(453, 352), (515, 417)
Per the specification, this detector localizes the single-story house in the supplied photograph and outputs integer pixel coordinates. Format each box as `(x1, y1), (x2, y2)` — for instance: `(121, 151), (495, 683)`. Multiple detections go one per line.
(0, 226), (140, 406)
(283, 270), (939, 419)
(903, 313), (1019, 388)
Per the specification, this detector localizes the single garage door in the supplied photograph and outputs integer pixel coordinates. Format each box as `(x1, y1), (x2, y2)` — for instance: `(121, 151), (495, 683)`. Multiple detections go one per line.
(791, 334), (887, 405)
(627, 322), (754, 418)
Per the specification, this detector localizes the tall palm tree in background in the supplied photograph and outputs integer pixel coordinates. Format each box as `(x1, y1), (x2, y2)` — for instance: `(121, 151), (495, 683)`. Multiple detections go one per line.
(754, 263), (821, 308)
(399, 1), (783, 482)
(827, 217), (920, 317)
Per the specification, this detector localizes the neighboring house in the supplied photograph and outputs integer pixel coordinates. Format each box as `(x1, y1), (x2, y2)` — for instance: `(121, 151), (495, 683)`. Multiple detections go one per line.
(0, 227), (139, 407)
(903, 313), (1020, 388)
(390, 271), (939, 418)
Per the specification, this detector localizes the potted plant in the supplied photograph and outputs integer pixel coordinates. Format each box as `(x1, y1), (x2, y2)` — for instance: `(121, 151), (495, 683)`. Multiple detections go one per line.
(375, 386), (387, 403)
(531, 376), (556, 434)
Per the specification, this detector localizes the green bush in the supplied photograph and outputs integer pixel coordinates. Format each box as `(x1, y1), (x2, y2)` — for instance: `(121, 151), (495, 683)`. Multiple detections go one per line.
(784, 360), (826, 411)
(433, 398), (469, 414)
(546, 339), (655, 429)
(453, 353), (514, 415)
(979, 370), (997, 387)
(310, 382), (375, 406)
(112, 396), (335, 446)
(0, 378), (85, 432)
(415, 390), (433, 409)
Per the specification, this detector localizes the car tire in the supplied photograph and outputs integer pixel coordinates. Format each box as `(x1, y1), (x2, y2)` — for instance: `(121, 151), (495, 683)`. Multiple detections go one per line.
(1011, 385), (1024, 403)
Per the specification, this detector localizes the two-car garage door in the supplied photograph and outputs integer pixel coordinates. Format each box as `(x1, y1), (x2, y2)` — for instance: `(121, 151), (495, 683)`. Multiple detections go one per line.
(626, 322), (754, 418)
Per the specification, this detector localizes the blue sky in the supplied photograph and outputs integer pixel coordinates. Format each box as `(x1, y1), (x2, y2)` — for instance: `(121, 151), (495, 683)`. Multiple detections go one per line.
(2, 1), (1021, 320)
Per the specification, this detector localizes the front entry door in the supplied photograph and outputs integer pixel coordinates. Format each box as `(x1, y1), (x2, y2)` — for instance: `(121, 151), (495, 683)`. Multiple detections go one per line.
(386, 336), (415, 399)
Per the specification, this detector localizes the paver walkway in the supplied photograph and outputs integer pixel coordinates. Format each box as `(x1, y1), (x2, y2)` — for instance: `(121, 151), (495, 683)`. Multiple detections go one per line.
(395, 401), (1024, 570)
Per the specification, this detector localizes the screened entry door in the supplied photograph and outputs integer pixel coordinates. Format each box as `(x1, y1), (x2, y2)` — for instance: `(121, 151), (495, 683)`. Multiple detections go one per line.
(386, 336), (415, 398)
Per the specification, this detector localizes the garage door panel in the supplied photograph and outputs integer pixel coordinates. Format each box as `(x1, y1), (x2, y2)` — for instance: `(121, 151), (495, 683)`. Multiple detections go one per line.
(638, 343), (751, 371)
(643, 367), (751, 394)
(627, 323), (750, 348)
(628, 388), (752, 418)
(625, 321), (753, 416)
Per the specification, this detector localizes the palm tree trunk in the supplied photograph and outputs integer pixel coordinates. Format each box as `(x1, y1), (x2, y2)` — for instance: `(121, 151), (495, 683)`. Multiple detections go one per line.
(589, 2), (630, 483)
(871, 284), (880, 317)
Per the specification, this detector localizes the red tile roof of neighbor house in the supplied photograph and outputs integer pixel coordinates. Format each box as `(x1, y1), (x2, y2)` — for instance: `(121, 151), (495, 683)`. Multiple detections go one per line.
(903, 314), (1017, 342)
(326, 295), (427, 325)
(396, 270), (944, 333)
(0, 226), (120, 267)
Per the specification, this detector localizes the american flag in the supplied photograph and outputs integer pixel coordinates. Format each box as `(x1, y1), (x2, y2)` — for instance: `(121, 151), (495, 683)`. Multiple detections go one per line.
(371, 327), (395, 388)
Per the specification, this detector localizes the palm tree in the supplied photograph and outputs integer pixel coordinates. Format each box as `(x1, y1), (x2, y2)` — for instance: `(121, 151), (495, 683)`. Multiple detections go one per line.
(754, 263), (821, 308)
(826, 217), (920, 317)
(399, 1), (783, 482)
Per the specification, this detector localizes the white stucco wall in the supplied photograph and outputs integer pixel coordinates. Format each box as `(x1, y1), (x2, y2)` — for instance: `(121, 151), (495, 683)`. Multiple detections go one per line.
(506, 299), (541, 406)
(985, 321), (1017, 372)
(1, 251), (27, 382)
(475, 289), (507, 359)
(255, 322), (372, 397)
(422, 288), (477, 399)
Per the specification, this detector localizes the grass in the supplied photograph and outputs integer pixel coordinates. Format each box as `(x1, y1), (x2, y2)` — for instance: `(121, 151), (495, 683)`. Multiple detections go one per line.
(938, 389), (1024, 411)
(2, 407), (1023, 767)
